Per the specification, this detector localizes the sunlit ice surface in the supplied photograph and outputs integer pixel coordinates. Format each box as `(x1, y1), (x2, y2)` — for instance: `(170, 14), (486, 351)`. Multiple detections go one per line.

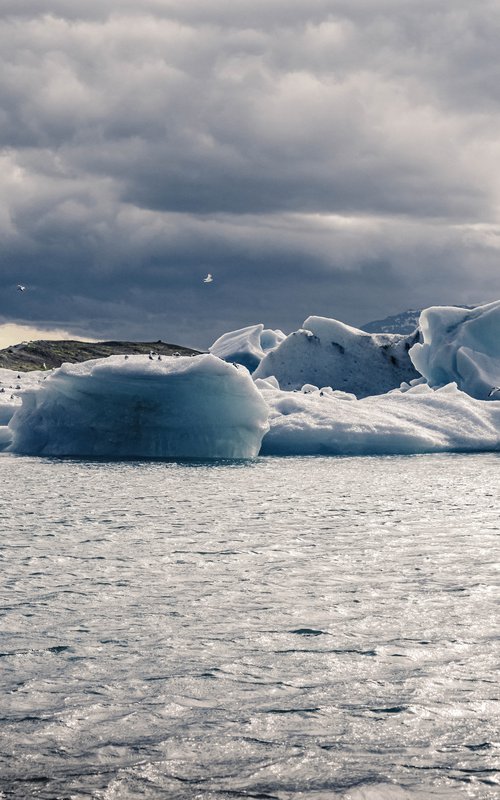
(0, 453), (498, 799)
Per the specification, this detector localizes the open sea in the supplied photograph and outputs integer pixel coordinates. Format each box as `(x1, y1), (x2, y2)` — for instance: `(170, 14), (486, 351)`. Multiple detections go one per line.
(0, 453), (498, 799)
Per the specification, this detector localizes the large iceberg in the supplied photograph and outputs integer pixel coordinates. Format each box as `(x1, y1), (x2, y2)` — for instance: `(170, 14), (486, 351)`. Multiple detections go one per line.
(7, 354), (269, 459)
(253, 316), (419, 396)
(257, 377), (500, 456)
(409, 300), (500, 400)
(209, 324), (286, 372)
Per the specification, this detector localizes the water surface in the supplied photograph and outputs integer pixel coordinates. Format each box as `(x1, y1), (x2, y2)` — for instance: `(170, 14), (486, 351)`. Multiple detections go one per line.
(0, 453), (498, 798)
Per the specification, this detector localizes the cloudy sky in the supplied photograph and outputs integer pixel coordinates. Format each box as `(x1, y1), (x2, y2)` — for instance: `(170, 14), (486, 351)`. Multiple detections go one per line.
(1, 0), (500, 348)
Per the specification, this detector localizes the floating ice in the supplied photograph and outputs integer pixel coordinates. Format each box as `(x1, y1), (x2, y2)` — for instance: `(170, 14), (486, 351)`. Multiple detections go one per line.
(6, 301), (500, 460)
(253, 316), (419, 396)
(409, 300), (500, 400)
(0, 367), (49, 448)
(209, 324), (286, 372)
(256, 377), (500, 455)
(8, 355), (269, 459)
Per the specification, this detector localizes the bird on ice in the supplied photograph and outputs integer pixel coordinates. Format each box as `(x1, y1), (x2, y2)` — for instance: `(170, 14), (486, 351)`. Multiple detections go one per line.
(203, 273), (213, 283)
(17, 284), (26, 292)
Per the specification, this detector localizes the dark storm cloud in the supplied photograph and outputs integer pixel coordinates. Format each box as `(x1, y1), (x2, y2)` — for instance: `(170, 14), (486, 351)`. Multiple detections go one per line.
(1, 1), (500, 346)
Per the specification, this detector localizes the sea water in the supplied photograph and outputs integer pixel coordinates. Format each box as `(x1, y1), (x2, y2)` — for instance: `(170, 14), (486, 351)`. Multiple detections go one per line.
(0, 453), (498, 799)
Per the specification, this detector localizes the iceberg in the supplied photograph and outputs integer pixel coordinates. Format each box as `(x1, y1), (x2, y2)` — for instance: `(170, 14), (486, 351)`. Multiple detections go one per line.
(0, 398), (19, 426)
(409, 300), (500, 400)
(253, 316), (420, 397)
(6, 300), (500, 460)
(209, 324), (286, 372)
(8, 354), (269, 459)
(256, 377), (500, 456)
(0, 367), (50, 448)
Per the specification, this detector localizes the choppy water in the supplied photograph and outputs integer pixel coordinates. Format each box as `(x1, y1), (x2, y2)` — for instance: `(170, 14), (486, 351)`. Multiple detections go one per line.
(0, 453), (498, 799)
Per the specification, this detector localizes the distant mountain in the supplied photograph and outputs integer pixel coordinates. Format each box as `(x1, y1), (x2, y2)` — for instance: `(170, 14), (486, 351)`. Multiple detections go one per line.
(362, 304), (480, 334)
(361, 310), (421, 335)
(0, 340), (202, 372)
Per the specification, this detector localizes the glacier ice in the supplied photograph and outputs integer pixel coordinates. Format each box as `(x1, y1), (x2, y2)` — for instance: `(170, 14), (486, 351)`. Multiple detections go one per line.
(409, 300), (500, 400)
(6, 300), (500, 460)
(256, 377), (500, 456)
(209, 324), (286, 372)
(0, 367), (50, 449)
(253, 316), (420, 396)
(7, 354), (269, 459)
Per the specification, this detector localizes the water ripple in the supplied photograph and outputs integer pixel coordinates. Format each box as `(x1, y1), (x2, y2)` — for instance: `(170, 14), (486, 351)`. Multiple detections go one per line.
(0, 452), (498, 798)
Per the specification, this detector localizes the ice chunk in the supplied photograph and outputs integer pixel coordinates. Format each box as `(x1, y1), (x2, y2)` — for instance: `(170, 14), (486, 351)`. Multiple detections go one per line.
(0, 367), (49, 432)
(0, 426), (12, 449)
(256, 378), (500, 455)
(410, 300), (500, 399)
(253, 315), (420, 397)
(0, 398), (20, 425)
(8, 354), (269, 459)
(209, 324), (285, 372)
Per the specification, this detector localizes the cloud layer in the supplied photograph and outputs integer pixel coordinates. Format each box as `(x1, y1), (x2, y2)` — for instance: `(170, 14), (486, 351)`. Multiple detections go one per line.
(2, 1), (500, 347)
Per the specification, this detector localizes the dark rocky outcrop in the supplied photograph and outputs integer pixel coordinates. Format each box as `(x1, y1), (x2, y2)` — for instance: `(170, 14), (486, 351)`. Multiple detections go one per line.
(0, 340), (202, 372)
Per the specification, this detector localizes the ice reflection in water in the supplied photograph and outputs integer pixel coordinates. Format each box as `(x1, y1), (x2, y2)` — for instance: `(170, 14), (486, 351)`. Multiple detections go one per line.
(0, 453), (498, 799)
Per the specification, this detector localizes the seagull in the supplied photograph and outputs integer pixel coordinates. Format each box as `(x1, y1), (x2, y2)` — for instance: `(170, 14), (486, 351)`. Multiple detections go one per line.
(157, 354), (162, 361)
(203, 273), (213, 283)
(17, 284), (26, 292)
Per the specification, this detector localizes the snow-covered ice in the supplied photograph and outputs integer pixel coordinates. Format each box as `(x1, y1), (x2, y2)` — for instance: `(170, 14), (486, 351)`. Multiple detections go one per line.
(6, 300), (500, 459)
(410, 300), (500, 400)
(257, 377), (500, 455)
(253, 316), (419, 396)
(0, 368), (49, 444)
(209, 324), (285, 372)
(7, 355), (269, 459)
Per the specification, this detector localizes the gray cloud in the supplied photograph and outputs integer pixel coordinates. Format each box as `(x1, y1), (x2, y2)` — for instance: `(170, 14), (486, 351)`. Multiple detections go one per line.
(1, 1), (500, 347)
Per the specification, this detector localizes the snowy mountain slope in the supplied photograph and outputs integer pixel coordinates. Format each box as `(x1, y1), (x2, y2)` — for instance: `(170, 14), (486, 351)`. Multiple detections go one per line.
(362, 305), (477, 334)
(361, 309), (421, 334)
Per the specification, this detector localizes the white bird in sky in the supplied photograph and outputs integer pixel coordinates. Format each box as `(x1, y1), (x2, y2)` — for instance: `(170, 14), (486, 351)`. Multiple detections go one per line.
(17, 284), (26, 292)
(203, 273), (213, 283)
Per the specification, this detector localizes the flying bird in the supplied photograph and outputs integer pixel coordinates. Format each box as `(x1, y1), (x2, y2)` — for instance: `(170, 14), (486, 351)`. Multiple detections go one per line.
(203, 273), (213, 283)
(17, 284), (26, 292)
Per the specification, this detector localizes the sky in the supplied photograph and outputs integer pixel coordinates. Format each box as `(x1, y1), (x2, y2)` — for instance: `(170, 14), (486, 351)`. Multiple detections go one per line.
(1, 0), (500, 349)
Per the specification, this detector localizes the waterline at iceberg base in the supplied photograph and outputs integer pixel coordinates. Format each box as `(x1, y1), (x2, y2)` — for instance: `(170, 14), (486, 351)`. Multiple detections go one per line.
(4, 300), (500, 459)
